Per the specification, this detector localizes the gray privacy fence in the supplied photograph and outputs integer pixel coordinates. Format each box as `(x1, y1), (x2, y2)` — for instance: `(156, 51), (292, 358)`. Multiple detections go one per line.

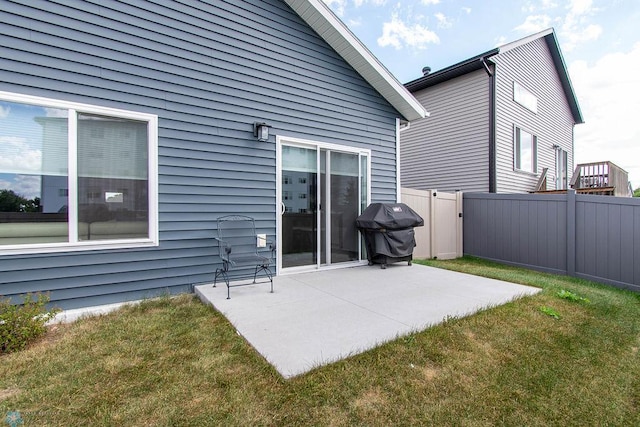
(463, 191), (640, 292)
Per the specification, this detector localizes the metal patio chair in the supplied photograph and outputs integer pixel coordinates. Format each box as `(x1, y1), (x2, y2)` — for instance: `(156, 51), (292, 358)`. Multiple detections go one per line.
(213, 215), (275, 299)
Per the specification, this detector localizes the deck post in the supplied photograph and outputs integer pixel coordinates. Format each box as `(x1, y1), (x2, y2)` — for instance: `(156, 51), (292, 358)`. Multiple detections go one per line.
(566, 189), (576, 277)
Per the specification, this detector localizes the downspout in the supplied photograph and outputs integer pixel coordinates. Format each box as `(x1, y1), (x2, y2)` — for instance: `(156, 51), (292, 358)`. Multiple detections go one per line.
(396, 119), (412, 202)
(396, 118), (402, 202)
(483, 57), (497, 193)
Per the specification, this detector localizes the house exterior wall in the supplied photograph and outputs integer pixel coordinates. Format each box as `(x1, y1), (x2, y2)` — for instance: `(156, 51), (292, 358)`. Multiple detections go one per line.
(400, 69), (491, 193)
(0, 0), (400, 309)
(492, 38), (575, 193)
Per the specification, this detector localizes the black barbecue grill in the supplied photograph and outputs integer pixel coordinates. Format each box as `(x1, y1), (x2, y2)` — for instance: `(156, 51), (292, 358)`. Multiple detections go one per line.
(356, 203), (424, 269)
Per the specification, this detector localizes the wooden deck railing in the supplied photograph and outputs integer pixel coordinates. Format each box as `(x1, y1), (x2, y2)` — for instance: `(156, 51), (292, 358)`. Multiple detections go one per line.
(570, 161), (630, 197)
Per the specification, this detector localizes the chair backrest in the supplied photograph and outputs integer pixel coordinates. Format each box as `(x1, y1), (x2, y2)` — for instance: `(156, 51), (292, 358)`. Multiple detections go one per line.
(216, 215), (258, 259)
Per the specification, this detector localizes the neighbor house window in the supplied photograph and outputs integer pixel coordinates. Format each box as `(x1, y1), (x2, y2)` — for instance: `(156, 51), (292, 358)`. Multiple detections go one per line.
(514, 127), (537, 174)
(513, 82), (538, 113)
(0, 91), (158, 253)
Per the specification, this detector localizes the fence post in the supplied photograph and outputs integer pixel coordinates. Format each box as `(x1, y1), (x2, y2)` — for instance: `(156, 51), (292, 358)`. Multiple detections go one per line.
(566, 189), (576, 277)
(430, 189), (437, 259)
(456, 191), (463, 258)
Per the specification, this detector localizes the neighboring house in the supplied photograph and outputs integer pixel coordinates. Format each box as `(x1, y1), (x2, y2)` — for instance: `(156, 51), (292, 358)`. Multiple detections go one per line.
(0, 0), (425, 309)
(401, 28), (583, 194)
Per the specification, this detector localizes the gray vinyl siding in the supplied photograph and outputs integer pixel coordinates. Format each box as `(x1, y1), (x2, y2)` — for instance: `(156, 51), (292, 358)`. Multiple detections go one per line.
(401, 69), (490, 193)
(492, 38), (575, 193)
(0, 0), (400, 309)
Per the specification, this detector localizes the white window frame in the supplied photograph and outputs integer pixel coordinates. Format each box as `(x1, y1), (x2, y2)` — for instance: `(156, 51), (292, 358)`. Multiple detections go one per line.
(0, 91), (159, 255)
(514, 126), (538, 174)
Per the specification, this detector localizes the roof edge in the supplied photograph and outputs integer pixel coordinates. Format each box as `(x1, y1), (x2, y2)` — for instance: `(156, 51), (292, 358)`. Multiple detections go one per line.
(283, 0), (427, 121)
(493, 27), (582, 124)
(404, 48), (499, 92)
(403, 27), (583, 124)
(497, 28), (554, 53)
(538, 29), (584, 124)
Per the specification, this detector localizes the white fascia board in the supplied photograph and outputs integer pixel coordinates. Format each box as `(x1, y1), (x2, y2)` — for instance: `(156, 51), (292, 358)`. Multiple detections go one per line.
(284, 0), (428, 121)
(497, 27), (553, 53)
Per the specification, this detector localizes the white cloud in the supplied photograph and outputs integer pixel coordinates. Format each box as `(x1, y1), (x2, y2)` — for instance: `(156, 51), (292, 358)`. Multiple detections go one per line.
(354, 0), (387, 6)
(5, 175), (41, 200)
(561, 23), (602, 51)
(377, 13), (439, 50)
(522, 2), (535, 13)
(522, 0), (558, 13)
(421, 0), (440, 5)
(559, 0), (602, 51)
(434, 12), (452, 29)
(0, 107), (46, 197)
(567, 0), (593, 15)
(570, 43), (640, 188)
(45, 107), (68, 118)
(0, 136), (42, 173)
(514, 0), (601, 51)
(323, 0), (387, 18)
(514, 15), (552, 34)
(322, 0), (346, 16)
(461, 7), (472, 14)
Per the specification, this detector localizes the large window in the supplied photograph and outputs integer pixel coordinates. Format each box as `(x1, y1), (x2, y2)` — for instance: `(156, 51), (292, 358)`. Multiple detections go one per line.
(514, 127), (537, 174)
(0, 92), (158, 253)
(513, 82), (538, 113)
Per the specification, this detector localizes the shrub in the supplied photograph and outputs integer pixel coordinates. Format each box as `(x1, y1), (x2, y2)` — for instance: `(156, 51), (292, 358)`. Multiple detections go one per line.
(539, 306), (561, 319)
(556, 289), (590, 304)
(0, 293), (60, 354)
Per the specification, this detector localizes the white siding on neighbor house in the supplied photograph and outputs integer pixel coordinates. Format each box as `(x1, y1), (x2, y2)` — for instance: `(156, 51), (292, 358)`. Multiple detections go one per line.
(401, 69), (491, 193)
(492, 38), (575, 193)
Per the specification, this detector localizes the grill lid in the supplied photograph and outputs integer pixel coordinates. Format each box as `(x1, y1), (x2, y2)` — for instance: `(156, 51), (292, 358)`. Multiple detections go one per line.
(356, 203), (424, 230)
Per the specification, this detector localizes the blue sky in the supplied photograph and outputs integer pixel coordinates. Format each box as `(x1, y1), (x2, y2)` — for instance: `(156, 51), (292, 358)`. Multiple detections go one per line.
(322, 0), (640, 189)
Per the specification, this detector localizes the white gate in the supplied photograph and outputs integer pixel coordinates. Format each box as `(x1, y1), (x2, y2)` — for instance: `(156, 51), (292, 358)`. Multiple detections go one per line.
(401, 188), (463, 260)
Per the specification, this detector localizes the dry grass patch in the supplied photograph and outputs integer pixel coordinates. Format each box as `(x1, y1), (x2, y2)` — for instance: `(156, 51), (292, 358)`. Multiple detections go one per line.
(0, 387), (20, 401)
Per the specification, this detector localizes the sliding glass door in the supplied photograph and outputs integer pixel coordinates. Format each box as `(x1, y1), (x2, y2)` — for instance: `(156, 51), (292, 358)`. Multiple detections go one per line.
(279, 141), (369, 271)
(280, 145), (318, 268)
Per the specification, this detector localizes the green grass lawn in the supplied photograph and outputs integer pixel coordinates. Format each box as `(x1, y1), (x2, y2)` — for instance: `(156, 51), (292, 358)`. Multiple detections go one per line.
(1, 256), (639, 426)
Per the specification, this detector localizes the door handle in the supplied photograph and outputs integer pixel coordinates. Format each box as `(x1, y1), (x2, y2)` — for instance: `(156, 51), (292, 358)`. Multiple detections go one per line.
(280, 202), (285, 215)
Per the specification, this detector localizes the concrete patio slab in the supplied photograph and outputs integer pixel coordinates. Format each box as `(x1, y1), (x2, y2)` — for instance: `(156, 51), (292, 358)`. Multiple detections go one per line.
(195, 263), (540, 378)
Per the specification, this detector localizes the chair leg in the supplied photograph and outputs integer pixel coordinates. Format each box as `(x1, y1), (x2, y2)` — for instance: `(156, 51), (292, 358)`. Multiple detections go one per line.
(253, 264), (274, 293)
(263, 265), (274, 293)
(214, 266), (231, 299)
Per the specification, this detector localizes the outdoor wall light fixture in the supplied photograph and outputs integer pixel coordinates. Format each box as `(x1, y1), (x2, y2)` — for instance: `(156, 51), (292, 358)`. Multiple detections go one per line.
(253, 122), (272, 142)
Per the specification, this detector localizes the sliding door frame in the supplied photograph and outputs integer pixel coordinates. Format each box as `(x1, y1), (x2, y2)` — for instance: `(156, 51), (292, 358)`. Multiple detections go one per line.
(276, 135), (371, 275)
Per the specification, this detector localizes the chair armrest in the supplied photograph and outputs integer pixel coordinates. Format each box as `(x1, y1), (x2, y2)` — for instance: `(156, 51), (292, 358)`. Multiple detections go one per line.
(255, 239), (276, 259)
(266, 240), (276, 260)
(214, 237), (232, 254)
